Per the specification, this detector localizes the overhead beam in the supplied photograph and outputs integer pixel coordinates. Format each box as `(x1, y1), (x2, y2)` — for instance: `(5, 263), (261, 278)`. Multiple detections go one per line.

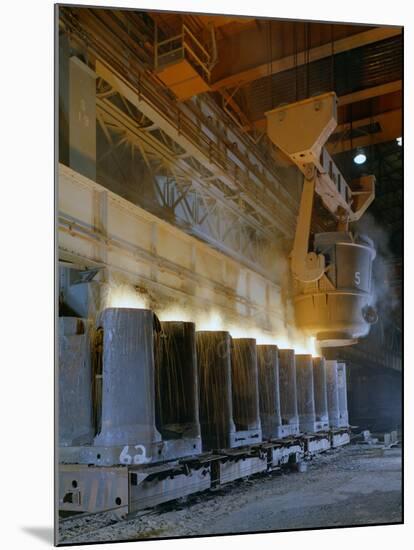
(327, 109), (402, 154)
(211, 27), (402, 90)
(199, 15), (255, 28)
(337, 80), (402, 106)
(252, 81), (402, 131)
(333, 108), (401, 134)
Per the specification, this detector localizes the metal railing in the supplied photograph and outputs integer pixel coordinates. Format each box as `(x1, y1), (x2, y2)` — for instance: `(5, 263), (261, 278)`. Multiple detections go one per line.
(154, 24), (212, 83)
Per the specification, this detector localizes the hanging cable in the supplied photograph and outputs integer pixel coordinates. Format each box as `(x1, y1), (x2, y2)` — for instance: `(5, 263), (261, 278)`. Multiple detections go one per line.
(294, 22), (298, 101)
(330, 24), (335, 92)
(267, 20), (273, 111)
(350, 103), (353, 155)
(370, 97), (375, 174)
(305, 22), (310, 98)
(270, 20), (274, 109)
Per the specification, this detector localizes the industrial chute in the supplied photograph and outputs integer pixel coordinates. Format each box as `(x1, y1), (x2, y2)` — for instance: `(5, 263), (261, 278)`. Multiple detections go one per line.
(266, 92), (377, 347)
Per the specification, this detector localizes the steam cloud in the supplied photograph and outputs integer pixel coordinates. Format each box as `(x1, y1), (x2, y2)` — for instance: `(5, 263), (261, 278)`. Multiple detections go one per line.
(353, 212), (399, 314)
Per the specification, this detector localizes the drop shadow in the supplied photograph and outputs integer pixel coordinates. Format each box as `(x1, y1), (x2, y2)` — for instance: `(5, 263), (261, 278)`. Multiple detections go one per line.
(21, 526), (54, 545)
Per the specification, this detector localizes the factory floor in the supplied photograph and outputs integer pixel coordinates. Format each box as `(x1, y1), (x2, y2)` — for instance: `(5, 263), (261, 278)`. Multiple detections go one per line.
(59, 444), (402, 544)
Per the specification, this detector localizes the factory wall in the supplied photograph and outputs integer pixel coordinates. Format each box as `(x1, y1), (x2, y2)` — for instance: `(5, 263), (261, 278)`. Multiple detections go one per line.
(347, 364), (402, 432)
(58, 163), (292, 339)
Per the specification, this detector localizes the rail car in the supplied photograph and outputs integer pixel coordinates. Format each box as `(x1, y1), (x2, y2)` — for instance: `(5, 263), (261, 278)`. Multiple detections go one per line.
(58, 307), (350, 517)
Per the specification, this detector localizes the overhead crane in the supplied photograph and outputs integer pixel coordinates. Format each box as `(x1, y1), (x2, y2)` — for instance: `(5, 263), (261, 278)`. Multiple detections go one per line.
(266, 92), (377, 346)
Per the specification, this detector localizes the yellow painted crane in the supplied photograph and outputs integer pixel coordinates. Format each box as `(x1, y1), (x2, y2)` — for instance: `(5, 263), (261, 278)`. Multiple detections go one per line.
(266, 92), (377, 347)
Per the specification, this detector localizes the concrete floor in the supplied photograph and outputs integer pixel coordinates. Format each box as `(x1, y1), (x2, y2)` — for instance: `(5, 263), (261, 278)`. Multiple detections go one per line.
(59, 444), (402, 544)
(203, 445), (402, 534)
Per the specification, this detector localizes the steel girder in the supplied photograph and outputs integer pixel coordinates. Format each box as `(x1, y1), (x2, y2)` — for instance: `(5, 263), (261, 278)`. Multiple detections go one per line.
(95, 83), (280, 275)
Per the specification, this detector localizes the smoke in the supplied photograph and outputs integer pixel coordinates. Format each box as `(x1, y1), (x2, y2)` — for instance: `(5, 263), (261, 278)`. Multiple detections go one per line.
(101, 275), (150, 310)
(353, 212), (399, 314)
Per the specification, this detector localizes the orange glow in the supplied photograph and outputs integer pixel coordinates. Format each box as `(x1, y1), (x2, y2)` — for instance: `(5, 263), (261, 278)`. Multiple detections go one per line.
(102, 281), (149, 310)
(101, 285), (320, 355)
(157, 304), (319, 355)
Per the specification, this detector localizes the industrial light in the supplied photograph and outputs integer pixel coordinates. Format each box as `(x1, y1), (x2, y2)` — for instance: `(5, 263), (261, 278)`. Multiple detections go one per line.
(353, 151), (367, 165)
(396, 137), (402, 146)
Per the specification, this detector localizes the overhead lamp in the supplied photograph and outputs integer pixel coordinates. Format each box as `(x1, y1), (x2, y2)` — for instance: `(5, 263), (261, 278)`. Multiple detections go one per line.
(353, 150), (367, 165)
(396, 137), (402, 146)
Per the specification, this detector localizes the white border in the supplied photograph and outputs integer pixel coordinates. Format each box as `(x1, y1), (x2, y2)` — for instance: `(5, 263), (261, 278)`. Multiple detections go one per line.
(0, 1), (411, 548)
